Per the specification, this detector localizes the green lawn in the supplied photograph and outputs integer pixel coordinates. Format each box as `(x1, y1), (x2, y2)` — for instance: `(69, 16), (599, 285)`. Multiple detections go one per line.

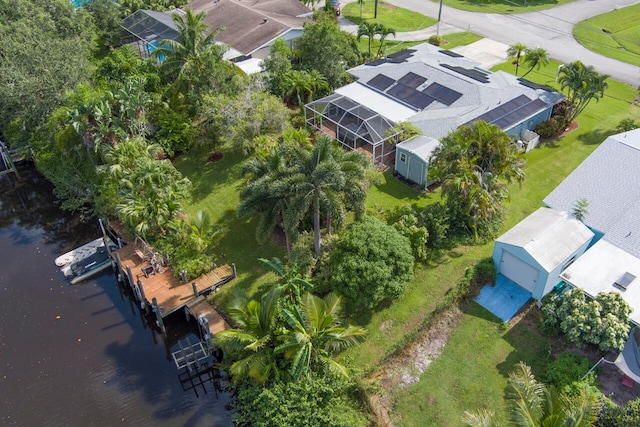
(354, 32), (483, 61)
(573, 3), (640, 67)
(342, 1), (436, 32)
(174, 54), (640, 425)
(433, 0), (575, 14)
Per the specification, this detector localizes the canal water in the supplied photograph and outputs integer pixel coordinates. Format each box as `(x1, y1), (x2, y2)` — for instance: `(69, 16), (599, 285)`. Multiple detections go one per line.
(0, 168), (233, 426)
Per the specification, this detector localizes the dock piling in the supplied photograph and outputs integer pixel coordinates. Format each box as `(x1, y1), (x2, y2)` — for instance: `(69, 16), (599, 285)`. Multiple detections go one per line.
(152, 297), (166, 335)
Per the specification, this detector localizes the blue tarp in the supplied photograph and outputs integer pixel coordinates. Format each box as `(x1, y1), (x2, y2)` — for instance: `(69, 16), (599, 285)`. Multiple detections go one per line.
(475, 274), (532, 322)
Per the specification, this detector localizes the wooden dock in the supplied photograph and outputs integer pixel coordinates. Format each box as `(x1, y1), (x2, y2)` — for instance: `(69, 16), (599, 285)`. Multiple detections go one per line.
(111, 238), (235, 333)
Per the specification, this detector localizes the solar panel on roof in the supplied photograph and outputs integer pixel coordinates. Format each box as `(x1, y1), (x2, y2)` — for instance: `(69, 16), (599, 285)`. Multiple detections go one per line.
(365, 58), (386, 66)
(493, 99), (547, 129)
(473, 95), (532, 125)
(517, 78), (552, 91)
(440, 64), (490, 83)
(387, 83), (435, 109)
(439, 50), (463, 58)
(367, 74), (395, 91)
(422, 83), (462, 106)
(387, 49), (416, 59)
(398, 72), (427, 89)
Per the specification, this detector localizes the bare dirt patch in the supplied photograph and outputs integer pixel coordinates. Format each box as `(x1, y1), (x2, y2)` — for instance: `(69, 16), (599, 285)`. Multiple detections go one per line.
(366, 306), (463, 427)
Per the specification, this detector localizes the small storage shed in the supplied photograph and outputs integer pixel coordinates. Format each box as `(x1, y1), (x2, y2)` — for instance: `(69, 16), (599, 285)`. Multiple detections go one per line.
(492, 207), (594, 300)
(395, 135), (440, 187)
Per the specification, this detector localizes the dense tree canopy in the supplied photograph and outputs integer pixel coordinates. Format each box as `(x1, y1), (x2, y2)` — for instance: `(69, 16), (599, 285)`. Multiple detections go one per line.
(0, 0), (94, 146)
(323, 216), (414, 309)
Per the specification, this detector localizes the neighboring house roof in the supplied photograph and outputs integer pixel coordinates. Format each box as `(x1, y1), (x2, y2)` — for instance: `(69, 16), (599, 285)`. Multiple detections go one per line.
(187, 0), (310, 56)
(396, 135), (440, 161)
(495, 207), (594, 272)
(544, 129), (640, 258)
(343, 43), (564, 139)
(561, 239), (640, 325)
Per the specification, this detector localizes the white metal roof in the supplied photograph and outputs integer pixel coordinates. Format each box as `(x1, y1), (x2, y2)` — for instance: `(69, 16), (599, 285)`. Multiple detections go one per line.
(561, 239), (640, 325)
(496, 207), (594, 272)
(397, 135), (441, 160)
(335, 82), (415, 123)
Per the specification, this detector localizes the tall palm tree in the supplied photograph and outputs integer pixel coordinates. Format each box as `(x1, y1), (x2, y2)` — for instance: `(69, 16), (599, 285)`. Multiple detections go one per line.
(288, 135), (369, 257)
(239, 144), (298, 257)
(463, 362), (602, 427)
(506, 42), (527, 76)
(521, 47), (550, 78)
(214, 288), (283, 383)
(558, 61), (609, 122)
(153, 9), (226, 97)
(275, 293), (367, 379)
(375, 25), (396, 58)
(357, 0), (365, 18)
(357, 21), (378, 58)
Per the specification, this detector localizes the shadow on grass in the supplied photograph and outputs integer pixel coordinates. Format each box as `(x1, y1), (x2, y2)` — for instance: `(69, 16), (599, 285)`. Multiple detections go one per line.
(457, 0), (560, 8)
(577, 128), (615, 145)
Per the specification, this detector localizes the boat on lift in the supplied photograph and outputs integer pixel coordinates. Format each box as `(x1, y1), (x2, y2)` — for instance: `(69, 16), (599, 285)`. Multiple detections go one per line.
(56, 237), (118, 284)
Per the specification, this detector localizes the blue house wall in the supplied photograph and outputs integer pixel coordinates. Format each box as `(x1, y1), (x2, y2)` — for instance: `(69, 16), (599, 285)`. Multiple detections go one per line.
(505, 107), (553, 140)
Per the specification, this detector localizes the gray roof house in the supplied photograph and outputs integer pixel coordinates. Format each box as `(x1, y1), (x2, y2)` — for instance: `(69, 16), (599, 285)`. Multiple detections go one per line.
(305, 42), (564, 166)
(543, 128), (640, 325)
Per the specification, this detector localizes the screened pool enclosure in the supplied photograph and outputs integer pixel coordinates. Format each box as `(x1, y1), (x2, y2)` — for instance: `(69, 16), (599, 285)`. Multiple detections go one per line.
(305, 94), (402, 165)
(120, 10), (180, 59)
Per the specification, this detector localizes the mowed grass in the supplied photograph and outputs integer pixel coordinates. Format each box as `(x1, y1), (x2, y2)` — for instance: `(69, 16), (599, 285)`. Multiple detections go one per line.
(573, 3), (640, 67)
(434, 0), (575, 14)
(342, 1), (436, 32)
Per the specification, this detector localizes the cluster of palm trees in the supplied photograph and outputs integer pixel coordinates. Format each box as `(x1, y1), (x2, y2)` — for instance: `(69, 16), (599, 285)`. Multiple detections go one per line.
(357, 21), (397, 59)
(281, 69), (329, 106)
(238, 133), (370, 258)
(557, 61), (609, 123)
(214, 257), (367, 383)
(506, 43), (550, 78)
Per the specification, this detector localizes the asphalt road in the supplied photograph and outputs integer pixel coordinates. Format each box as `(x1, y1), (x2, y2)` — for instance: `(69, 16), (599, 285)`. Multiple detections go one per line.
(353, 0), (640, 86)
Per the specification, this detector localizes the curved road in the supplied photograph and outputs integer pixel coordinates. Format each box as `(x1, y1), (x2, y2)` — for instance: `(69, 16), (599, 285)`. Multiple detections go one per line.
(355, 0), (640, 86)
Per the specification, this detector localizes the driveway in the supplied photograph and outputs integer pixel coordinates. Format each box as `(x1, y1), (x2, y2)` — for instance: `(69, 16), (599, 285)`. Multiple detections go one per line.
(341, 0), (640, 86)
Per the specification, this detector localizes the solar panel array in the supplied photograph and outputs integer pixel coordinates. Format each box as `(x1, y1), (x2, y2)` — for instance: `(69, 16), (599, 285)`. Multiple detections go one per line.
(517, 78), (553, 92)
(439, 50), (463, 58)
(440, 64), (490, 83)
(422, 82), (462, 106)
(473, 95), (548, 129)
(365, 72), (464, 110)
(364, 49), (417, 66)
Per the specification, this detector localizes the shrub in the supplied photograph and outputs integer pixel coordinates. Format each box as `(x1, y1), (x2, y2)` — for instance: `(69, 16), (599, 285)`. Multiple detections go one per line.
(421, 203), (450, 250)
(615, 118), (638, 133)
(597, 398), (640, 427)
(322, 216), (414, 309)
(428, 35), (443, 46)
(535, 116), (565, 138)
(543, 352), (594, 389)
(384, 205), (429, 261)
(541, 288), (631, 352)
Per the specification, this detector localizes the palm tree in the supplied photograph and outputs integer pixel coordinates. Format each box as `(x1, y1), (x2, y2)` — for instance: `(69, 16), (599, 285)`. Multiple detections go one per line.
(214, 288), (283, 383)
(153, 9), (226, 97)
(463, 362), (601, 427)
(558, 61), (609, 122)
(430, 120), (524, 238)
(506, 42), (527, 76)
(257, 257), (313, 303)
(282, 70), (313, 105)
(275, 293), (366, 379)
(307, 69), (329, 101)
(357, 0), (365, 18)
(357, 21), (378, 58)
(375, 25), (396, 58)
(521, 47), (549, 78)
(288, 135), (369, 257)
(239, 144), (298, 257)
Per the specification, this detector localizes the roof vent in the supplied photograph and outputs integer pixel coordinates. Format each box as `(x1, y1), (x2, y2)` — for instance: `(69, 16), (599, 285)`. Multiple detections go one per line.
(262, 18), (268, 24)
(614, 272), (636, 291)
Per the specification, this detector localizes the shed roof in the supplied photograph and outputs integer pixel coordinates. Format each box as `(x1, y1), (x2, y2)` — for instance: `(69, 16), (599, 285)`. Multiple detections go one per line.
(544, 129), (640, 258)
(561, 239), (640, 325)
(496, 207), (594, 272)
(396, 135), (440, 160)
(187, 0), (310, 55)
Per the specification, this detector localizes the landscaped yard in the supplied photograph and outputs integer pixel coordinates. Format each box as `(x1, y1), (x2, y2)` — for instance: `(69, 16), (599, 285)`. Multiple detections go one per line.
(342, 1), (436, 31)
(434, 0), (575, 14)
(353, 32), (483, 60)
(573, 3), (640, 67)
(176, 42), (640, 425)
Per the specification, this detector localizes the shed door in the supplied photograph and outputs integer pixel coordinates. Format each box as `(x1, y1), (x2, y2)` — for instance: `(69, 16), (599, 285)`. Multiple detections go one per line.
(407, 157), (426, 186)
(500, 250), (539, 293)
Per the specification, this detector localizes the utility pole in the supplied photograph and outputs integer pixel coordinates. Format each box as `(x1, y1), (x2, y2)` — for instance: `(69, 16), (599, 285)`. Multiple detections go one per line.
(374, 0), (378, 18)
(436, 0), (444, 35)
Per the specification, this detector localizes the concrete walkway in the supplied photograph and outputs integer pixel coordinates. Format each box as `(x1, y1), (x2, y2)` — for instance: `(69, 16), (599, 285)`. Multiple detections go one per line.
(338, 0), (640, 86)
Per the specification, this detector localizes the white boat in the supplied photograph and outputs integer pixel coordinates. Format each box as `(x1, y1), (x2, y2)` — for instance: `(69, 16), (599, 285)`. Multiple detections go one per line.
(57, 237), (117, 284)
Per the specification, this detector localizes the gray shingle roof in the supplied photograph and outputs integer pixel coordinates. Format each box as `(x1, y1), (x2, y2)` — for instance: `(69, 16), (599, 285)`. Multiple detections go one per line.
(347, 43), (564, 139)
(543, 129), (640, 258)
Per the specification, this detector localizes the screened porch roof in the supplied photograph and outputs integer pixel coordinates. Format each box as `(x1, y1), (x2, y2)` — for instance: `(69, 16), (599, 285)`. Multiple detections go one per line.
(121, 9), (180, 46)
(306, 90), (403, 145)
